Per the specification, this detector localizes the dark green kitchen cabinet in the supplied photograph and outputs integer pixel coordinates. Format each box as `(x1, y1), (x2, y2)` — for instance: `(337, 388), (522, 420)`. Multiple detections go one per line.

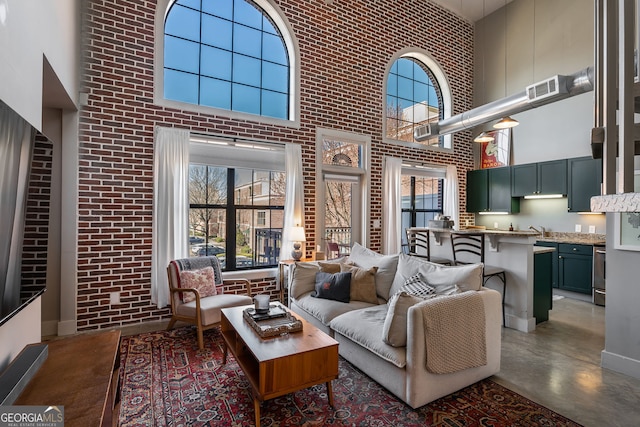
(567, 157), (602, 212)
(558, 243), (593, 294)
(467, 167), (520, 213)
(534, 250), (553, 323)
(535, 241), (558, 288)
(512, 160), (567, 197)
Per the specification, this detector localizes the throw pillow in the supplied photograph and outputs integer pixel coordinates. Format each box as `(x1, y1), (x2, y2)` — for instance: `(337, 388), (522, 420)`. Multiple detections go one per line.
(289, 262), (320, 299)
(382, 291), (423, 347)
(340, 264), (379, 304)
(348, 243), (399, 301)
(312, 271), (352, 303)
(318, 261), (344, 274)
(179, 266), (217, 303)
(400, 273), (437, 298)
(389, 254), (483, 297)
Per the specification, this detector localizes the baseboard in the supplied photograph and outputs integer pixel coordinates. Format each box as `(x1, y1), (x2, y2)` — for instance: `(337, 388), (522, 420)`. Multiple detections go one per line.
(601, 350), (640, 380)
(41, 320), (58, 337)
(506, 314), (536, 333)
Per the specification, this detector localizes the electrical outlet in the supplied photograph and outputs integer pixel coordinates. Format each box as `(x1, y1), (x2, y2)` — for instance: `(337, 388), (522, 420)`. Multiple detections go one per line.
(494, 222), (499, 229)
(589, 225), (596, 234)
(575, 224), (582, 232)
(110, 292), (120, 304)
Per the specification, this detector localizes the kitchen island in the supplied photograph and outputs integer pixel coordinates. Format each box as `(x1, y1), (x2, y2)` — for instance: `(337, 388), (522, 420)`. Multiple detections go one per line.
(409, 227), (541, 332)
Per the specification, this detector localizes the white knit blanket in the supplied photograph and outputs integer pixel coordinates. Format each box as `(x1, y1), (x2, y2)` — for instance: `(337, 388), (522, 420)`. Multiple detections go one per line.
(420, 291), (487, 374)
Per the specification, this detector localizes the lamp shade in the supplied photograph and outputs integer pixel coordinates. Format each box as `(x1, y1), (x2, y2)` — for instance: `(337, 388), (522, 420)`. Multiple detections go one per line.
(493, 116), (519, 129)
(473, 131), (495, 143)
(290, 226), (306, 242)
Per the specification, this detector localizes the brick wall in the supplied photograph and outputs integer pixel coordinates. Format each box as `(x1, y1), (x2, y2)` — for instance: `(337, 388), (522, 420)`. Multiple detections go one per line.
(21, 133), (53, 300)
(78, 0), (475, 330)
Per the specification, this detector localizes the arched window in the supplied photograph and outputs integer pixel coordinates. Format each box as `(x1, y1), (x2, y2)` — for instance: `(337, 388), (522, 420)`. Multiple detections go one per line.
(163, 0), (291, 120)
(385, 54), (451, 149)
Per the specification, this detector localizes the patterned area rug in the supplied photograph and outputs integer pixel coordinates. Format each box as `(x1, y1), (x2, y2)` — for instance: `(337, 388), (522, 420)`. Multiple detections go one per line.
(119, 326), (582, 427)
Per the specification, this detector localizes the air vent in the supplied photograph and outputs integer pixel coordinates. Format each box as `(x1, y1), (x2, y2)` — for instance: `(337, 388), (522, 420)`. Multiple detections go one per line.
(526, 75), (567, 103)
(414, 123), (436, 141)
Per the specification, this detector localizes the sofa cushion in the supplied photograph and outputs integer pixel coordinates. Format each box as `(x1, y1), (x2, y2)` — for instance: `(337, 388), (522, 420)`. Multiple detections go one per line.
(340, 264), (379, 304)
(330, 305), (407, 368)
(389, 254), (483, 297)
(179, 267), (217, 303)
(382, 291), (424, 347)
(294, 292), (377, 326)
(348, 243), (399, 301)
(313, 271), (351, 303)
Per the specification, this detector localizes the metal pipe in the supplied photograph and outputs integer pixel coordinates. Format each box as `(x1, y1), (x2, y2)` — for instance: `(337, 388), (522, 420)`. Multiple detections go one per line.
(416, 66), (595, 140)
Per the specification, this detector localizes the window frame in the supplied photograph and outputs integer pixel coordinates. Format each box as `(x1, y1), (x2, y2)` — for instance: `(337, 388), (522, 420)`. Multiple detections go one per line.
(383, 50), (454, 152)
(154, 0), (300, 127)
(315, 128), (370, 253)
(188, 137), (286, 272)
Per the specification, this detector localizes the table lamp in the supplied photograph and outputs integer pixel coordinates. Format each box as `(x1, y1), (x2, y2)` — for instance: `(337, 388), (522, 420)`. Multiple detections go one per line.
(290, 226), (306, 261)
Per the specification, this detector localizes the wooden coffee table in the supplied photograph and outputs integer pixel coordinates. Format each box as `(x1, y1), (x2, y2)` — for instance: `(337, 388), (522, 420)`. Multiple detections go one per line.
(220, 305), (339, 427)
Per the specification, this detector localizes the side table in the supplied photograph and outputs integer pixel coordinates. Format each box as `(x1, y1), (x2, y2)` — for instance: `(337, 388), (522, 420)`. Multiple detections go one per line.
(278, 258), (312, 305)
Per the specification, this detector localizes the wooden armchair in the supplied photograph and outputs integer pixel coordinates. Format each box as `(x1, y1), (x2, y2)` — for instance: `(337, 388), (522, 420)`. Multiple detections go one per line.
(166, 256), (253, 349)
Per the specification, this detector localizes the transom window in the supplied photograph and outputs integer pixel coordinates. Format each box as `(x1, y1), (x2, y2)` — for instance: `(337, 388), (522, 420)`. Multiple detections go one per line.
(164, 0), (290, 119)
(385, 56), (447, 148)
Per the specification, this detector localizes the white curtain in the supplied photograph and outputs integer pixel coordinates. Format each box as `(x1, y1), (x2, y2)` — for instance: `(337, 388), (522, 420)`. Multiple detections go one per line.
(0, 102), (33, 314)
(383, 156), (402, 254)
(151, 127), (190, 308)
(444, 164), (460, 228)
(281, 143), (305, 261)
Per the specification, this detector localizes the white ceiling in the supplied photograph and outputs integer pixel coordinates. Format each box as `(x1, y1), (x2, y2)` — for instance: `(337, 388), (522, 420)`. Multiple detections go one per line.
(430, 0), (513, 23)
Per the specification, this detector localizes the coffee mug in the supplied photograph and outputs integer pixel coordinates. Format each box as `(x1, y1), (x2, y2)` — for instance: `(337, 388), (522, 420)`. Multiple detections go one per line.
(254, 294), (270, 313)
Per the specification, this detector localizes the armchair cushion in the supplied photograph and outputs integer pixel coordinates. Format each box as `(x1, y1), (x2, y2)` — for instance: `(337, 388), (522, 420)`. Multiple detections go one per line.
(179, 267), (217, 303)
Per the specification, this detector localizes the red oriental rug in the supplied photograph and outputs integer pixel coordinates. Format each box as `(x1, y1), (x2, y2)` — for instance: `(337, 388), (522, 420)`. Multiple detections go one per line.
(118, 326), (582, 427)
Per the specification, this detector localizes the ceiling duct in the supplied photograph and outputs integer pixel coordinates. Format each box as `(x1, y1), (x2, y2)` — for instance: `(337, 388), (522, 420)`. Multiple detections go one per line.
(414, 66), (595, 140)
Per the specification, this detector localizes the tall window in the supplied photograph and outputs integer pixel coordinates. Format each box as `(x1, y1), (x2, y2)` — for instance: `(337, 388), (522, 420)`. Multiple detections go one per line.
(188, 140), (285, 270)
(163, 0), (290, 119)
(316, 129), (369, 257)
(400, 174), (444, 249)
(385, 54), (451, 149)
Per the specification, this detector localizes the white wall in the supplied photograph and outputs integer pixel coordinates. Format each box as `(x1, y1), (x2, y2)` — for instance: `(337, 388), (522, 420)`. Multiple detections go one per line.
(0, 0), (80, 129)
(474, 0), (597, 233)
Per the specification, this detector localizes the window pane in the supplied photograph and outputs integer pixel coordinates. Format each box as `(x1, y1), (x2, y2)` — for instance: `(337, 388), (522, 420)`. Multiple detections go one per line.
(255, 224), (282, 266)
(263, 33), (287, 65)
(202, 0), (232, 20)
(200, 77), (231, 109)
(234, 169), (254, 205)
(234, 0), (263, 29)
(262, 62), (287, 92)
(413, 61), (429, 84)
(201, 45), (231, 80)
(397, 58), (414, 78)
(190, 208), (227, 257)
(397, 76), (413, 101)
(387, 74), (397, 97)
(177, 0), (201, 10)
(232, 84), (260, 114)
(190, 165), (227, 204)
(165, 4), (200, 42)
(233, 54), (261, 86)
(270, 171), (286, 203)
(234, 24), (262, 58)
(414, 81), (429, 104)
(321, 139), (361, 168)
(201, 14), (232, 50)
(251, 170), (270, 206)
(164, 69), (199, 104)
(262, 15), (278, 35)
(236, 209), (256, 268)
(164, 36), (200, 73)
(261, 90), (287, 119)
(324, 180), (353, 251)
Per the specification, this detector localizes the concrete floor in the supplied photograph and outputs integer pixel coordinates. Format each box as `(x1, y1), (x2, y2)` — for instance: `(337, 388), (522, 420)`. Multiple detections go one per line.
(494, 296), (640, 427)
(119, 296), (640, 427)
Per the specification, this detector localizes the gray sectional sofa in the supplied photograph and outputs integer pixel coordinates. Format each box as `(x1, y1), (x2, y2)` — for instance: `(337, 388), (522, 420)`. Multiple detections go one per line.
(288, 243), (502, 408)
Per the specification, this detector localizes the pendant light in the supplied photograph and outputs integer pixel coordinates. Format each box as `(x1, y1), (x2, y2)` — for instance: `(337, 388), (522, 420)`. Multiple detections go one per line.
(474, 0), (495, 143)
(493, 0), (519, 130)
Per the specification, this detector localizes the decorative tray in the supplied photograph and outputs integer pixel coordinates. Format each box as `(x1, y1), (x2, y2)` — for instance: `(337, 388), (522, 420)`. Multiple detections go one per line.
(243, 304), (302, 338)
(244, 303), (288, 321)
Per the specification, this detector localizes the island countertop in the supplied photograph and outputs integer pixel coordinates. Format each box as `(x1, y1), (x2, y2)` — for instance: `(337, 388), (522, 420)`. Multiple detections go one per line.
(414, 227), (606, 245)
(414, 227), (540, 238)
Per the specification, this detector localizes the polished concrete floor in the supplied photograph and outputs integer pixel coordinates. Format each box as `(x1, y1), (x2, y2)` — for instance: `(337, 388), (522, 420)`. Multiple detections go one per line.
(118, 297), (640, 427)
(494, 296), (640, 427)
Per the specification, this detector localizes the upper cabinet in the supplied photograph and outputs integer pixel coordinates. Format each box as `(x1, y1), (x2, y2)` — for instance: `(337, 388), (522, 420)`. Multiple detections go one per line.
(512, 160), (567, 197)
(567, 157), (603, 212)
(467, 167), (520, 213)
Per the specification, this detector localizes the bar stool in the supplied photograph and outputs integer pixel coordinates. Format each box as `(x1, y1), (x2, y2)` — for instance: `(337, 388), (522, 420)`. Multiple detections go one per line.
(405, 228), (452, 265)
(450, 232), (507, 325)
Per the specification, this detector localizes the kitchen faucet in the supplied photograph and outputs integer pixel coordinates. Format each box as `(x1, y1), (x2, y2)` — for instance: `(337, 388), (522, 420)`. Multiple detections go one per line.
(528, 225), (546, 236)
